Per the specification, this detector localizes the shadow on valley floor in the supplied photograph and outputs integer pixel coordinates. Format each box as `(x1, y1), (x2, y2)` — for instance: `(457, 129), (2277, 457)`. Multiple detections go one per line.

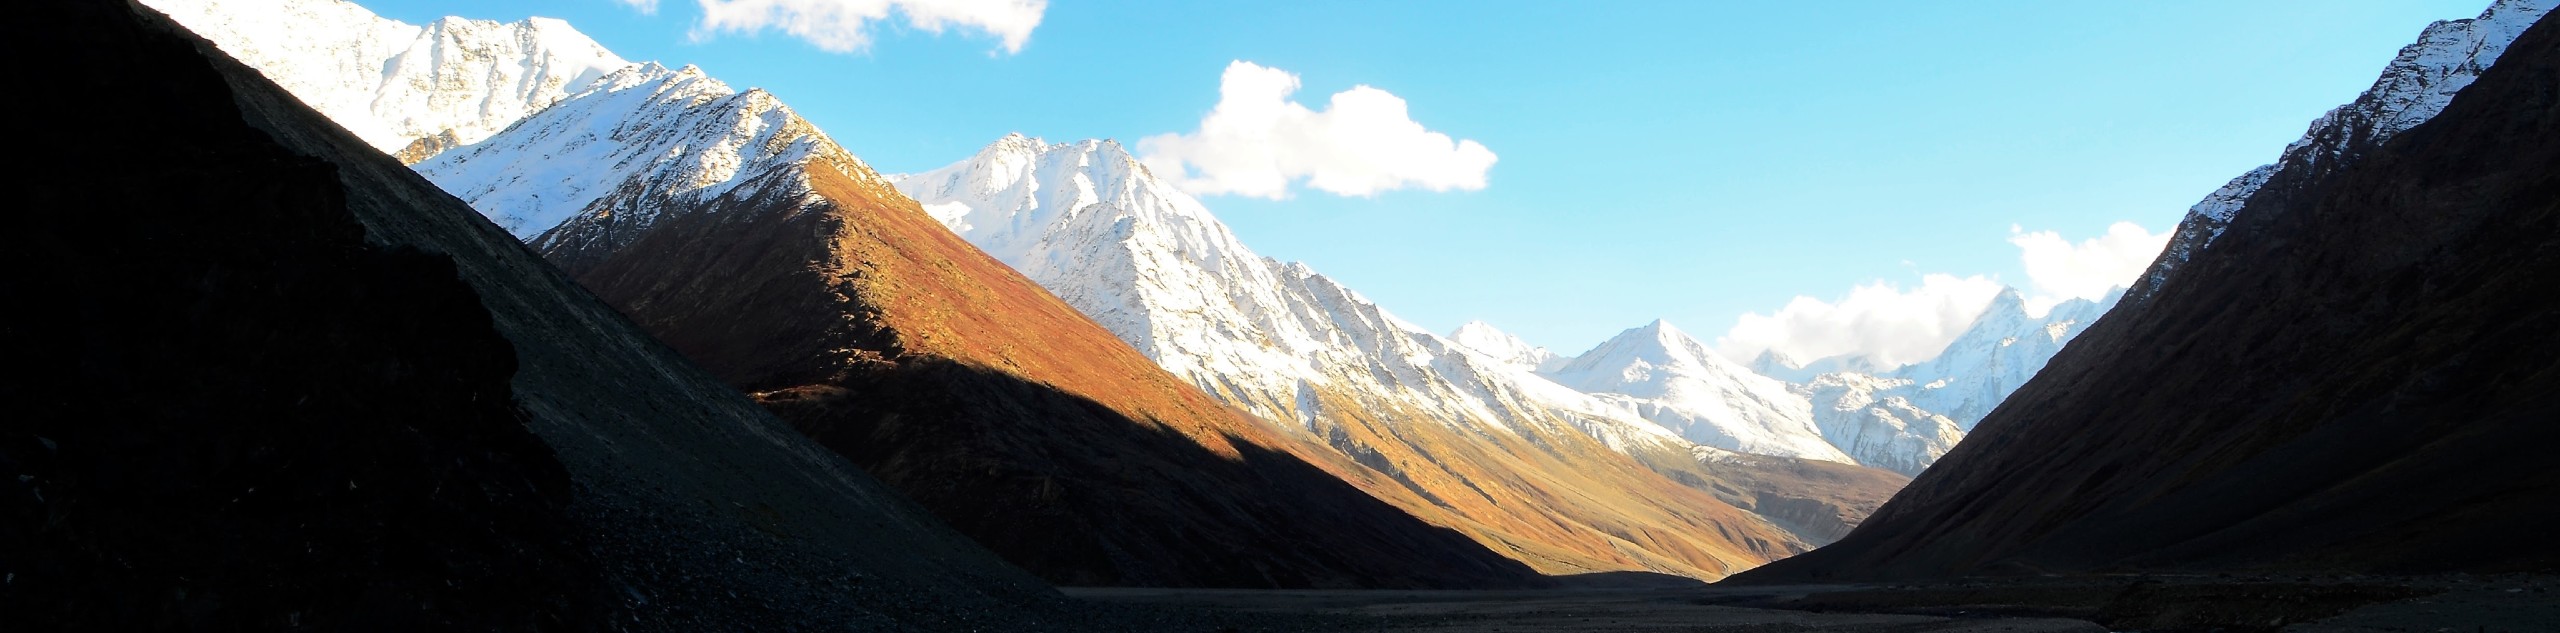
(756, 358), (1551, 589)
(1071, 573), (2560, 632)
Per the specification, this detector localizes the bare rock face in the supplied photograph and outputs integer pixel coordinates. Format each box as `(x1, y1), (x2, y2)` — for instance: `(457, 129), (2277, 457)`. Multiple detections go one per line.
(7, 2), (1094, 630)
(1741, 7), (2560, 582)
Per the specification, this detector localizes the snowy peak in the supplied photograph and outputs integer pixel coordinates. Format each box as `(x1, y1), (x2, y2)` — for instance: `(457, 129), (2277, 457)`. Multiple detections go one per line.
(146, 0), (634, 155)
(1447, 321), (1563, 372)
(1546, 321), (1854, 464)
(417, 61), (874, 242)
(1553, 320), (1742, 396)
(2134, 0), (2553, 300)
(2307, 0), (2552, 161)
(895, 134), (1190, 267)
(1885, 286), (2124, 432)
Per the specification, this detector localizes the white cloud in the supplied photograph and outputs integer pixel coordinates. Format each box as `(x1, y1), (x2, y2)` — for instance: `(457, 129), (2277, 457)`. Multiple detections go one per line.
(1715, 222), (2169, 371)
(1716, 274), (2008, 370)
(1137, 61), (1497, 199)
(2009, 221), (2170, 315)
(672, 0), (1046, 54)
(617, 0), (661, 14)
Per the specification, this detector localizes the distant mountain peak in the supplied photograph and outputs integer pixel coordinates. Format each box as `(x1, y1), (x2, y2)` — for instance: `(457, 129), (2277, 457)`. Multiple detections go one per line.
(895, 132), (1879, 577)
(1446, 320), (1562, 373)
(1547, 320), (1854, 464)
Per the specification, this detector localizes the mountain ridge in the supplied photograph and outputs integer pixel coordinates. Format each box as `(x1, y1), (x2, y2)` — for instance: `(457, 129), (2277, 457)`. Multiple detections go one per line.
(1741, 0), (2560, 582)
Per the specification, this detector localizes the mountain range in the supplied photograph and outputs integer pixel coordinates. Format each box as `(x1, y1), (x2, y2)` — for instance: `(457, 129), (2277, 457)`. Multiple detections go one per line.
(145, 0), (1907, 583)
(48, 0), (2560, 624)
(141, 0), (2492, 589)
(146, 0), (2086, 485)
(1745, 0), (2560, 581)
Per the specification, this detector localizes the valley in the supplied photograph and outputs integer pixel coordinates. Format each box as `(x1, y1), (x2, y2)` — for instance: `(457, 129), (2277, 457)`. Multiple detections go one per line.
(8, 0), (2556, 629)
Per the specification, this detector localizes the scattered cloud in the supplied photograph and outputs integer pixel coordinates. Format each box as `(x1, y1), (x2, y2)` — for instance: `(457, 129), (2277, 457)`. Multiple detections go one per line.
(649, 0), (1046, 54)
(1715, 222), (2169, 370)
(2009, 221), (2170, 315)
(1138, 61), (1497, 199)
(1716, 274), (2008, 370)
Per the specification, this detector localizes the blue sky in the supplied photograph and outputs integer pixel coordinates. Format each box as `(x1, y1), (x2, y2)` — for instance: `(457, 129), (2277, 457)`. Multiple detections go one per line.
(367, 0), (2488, 360)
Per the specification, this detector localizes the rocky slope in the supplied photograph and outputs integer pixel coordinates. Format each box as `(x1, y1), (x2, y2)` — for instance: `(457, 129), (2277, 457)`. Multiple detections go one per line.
(1740, 1), (2560, 581)
(416, 63), (826, 238)
(168, 0), (1903, 581)
(141, 0), (631, 158)
(2134, 0), (2554, 302)
(9, 1), (1099, 629)
(415, 50), (1565, 588)
(896, 135), (1907, 576)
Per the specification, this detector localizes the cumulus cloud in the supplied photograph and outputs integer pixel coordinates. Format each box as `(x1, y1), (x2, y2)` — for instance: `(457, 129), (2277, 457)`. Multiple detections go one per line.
(1716, 222), (2170, 371)
(1137, 61), (1497, 199)
(1716, 274), (2009, 370)
(617, 0), (661, 14)
(668, 0), (1046, 54)
(2009, 221), (2170, 315)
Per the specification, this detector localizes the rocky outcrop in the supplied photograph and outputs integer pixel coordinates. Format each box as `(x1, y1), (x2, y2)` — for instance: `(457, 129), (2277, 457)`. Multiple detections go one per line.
(1740, 5), (2560, 582)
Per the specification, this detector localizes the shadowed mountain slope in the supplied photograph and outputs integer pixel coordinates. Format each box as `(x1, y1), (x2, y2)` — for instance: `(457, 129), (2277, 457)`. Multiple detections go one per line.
(151, 0), (1890, 581)
(3, 2), (1104, 629)
(1741, 8), (2560, 582)
(891, 137), (1902, 579)
(531, 115), (1551, 588)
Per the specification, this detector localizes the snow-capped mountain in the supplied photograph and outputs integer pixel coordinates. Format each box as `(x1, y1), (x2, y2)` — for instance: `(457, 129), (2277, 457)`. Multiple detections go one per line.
(1737, 0), (2553, 476)
(167, 0), (1900, 578)
(2137, 0), (2554, 300)
(1749, 350), (1888, 385)
(413, 63), (851, 240)
(1448, 321), (1569, 373)
(891, 136), (1669, 444)
(1542, 321), (1855, 464)
(1796, 372), (1963, 477)
(142, 0), (631, 158)
(893, 135), (1910, 563)
(1890, 289), (2119, 429)
(1774, 288), (2120, 475)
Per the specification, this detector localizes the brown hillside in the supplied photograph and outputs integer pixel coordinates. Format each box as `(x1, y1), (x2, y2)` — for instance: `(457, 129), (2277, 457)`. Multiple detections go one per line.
(547, 139), (1832, 584)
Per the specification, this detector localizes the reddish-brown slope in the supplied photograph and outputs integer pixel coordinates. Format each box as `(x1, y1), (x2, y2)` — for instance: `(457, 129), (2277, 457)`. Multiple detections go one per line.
(548, 146), (1837, 584)
(554, 160), (1547, 588)
(1740, 14), (2560, 582)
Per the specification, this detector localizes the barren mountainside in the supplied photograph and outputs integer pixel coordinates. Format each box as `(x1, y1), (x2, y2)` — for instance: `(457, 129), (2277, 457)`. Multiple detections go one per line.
(158, 0), (1908, 583)
(896, 136), (1908, 576)
(538, 129), (1555, 588)
(11, 1), (1097, 630)
(1742, 3), (2560, 582)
